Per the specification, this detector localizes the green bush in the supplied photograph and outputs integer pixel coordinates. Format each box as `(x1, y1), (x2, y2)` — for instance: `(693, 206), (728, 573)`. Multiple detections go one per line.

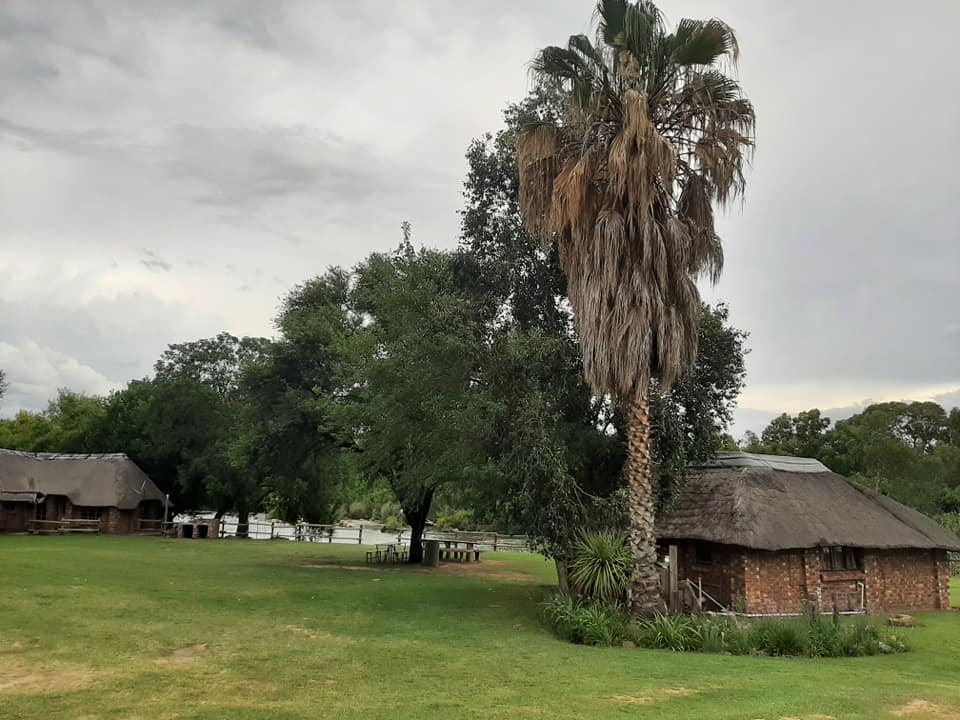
(539, 594), (628, 646)
(632, 614), (704, 652)
(381, 515), (404, 534)
(750, 620), (806, 656)
(379, 501), (401, 522)
(434, 509), (475, 532)
(541, 602), (910, 657)
(347, 501), (370, 519)
(569, 532), (632, 603)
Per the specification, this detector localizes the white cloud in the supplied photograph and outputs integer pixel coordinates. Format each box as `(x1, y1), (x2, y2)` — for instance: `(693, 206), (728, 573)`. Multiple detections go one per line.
(0, 338), (120, 413)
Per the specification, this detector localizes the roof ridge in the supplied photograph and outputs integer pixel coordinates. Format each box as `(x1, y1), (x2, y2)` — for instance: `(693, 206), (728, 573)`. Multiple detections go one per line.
(0, 448), (131, 461)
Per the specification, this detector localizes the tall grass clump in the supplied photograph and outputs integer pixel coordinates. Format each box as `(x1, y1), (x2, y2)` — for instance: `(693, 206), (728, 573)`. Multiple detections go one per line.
(539, 594), (629, 646)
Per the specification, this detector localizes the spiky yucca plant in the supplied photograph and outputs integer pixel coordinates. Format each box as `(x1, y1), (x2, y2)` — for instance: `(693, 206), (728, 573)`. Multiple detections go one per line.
(517, 0), (754, 615)
(569, 531), (633, 602)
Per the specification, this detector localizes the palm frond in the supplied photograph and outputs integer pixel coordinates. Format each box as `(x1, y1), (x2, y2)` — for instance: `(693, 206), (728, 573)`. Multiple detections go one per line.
(518, 0), (753, 399)
(668, 18), (740, 67)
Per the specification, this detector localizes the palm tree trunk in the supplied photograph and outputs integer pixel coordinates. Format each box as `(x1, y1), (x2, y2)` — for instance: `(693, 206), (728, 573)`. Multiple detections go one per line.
(626, 396), (663, 616)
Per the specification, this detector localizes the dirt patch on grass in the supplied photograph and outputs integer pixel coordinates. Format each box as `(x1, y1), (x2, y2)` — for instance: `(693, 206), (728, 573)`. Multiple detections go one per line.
(0, 641), (28, 655)
(610, 688), (697, 704)
(891, 699), (960, 719)
(155, 643), (208, 666)
(302, 563), (380, 571)
(426, 560), (534, 583)
(285, 625), (353, 645)
(0, 661), (98, 694)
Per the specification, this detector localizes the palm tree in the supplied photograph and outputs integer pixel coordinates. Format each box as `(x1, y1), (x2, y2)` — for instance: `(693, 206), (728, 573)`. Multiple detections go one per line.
(516, 0), (754, 615)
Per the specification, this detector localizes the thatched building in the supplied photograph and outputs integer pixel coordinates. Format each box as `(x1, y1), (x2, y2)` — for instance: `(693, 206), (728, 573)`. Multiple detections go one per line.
(656, 452), (959, 615)
(0, 449), (167, 534)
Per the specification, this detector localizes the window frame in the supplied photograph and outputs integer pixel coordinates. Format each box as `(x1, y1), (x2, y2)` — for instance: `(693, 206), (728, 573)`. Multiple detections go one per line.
(694, 542), (714, 566)
(821, 545), (863, 572)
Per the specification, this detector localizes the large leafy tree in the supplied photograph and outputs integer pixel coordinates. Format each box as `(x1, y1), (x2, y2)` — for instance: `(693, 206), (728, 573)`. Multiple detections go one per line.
(236, 269), (360, 525)
(149, 332), (269, 532)
(337, 242), (493, 562)
(516, 0), (755, 613)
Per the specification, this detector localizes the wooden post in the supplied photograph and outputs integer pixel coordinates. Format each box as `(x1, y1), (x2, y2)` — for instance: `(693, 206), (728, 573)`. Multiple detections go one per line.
(493, 533), (498, 552)
(270, 522), (275, 539)
(668, 544), (679, 614)
(358, 526), (363, 545)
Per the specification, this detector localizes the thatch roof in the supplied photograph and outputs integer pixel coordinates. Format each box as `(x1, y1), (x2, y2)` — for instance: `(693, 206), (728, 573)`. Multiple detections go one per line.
(0, 449), (167, 510)
(656, 452), (960, 552)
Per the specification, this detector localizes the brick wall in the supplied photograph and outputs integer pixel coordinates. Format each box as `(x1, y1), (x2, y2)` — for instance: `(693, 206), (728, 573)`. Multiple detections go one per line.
(665, 542), (952, 615)
(743, 549), (810, 614)
(865, 549), (949, 613)
(744, 547), (947, 615)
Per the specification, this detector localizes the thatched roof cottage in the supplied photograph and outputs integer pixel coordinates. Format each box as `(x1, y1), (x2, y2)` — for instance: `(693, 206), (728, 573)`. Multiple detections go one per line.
(0, 449), (167, 534)
(656, 452), (960, 615)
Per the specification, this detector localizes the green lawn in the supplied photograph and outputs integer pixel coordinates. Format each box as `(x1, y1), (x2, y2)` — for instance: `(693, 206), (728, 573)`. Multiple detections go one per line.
(0, 537), (957, 720)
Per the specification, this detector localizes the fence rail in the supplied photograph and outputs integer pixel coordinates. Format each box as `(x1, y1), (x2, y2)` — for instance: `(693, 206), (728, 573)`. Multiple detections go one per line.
(212, 519), (531, 551)
(217, 519), (364, 544)
(407, 530), (532, 553)
(138, 519), (175, 535)
(29, 519), (101, 535)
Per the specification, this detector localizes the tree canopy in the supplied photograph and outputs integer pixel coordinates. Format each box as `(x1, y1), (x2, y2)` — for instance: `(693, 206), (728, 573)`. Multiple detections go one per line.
(745, 401), (960, 520)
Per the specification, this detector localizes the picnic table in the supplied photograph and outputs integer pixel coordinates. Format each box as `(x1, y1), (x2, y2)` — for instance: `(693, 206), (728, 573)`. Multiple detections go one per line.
(366, 543), (408, 564)
(433, 539), (484, 563)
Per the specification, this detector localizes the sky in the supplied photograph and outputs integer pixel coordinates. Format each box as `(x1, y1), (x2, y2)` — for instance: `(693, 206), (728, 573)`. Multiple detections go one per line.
(1, 0), (959, 436)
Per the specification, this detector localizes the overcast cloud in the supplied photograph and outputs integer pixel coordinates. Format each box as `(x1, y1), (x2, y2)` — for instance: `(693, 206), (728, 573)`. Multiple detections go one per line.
(1, 0), (958, 434)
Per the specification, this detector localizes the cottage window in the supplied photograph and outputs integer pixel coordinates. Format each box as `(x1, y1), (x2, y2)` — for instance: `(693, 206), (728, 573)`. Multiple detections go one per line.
(79, 508), (102, 521)
(3, 502), (17, 512)
(694, 543), (714, 565)
(821, 546), (862, 572)
(35, 503), (47, 521)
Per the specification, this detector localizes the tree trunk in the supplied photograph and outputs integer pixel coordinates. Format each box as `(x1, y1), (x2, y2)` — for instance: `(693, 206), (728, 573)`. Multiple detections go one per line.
(403, 489), (434, 564)
(555, 559), (571, 596)
(236, 504), (249, 539)
(626, 396), (664, 617)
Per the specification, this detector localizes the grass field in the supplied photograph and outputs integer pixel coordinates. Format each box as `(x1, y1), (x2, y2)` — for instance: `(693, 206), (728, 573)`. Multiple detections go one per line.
(0, 537), (957, 720)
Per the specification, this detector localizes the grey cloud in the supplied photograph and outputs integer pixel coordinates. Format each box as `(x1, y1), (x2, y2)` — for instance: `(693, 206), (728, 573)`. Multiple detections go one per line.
(2, 0), (958, 425)
(140, 250), (173, 273)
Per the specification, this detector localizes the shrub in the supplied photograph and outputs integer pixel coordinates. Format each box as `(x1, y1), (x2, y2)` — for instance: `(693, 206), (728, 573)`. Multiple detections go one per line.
(539, 594), (629, 646)
(569, 532), (632, 603)
(434, 509), (475, 532)
(381, 515), (404, 534)
(347, 501), (369, 519)
(379, 501), (401, 522)
(698, 617), (750, 655)
(632, 614), (704, 652)
(541, 595), (909, 658)
(750, 620), (806, 657)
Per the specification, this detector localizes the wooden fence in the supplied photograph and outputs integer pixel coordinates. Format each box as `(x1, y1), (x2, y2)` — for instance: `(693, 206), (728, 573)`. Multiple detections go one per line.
(29, 519), (101, 535)
(409, 530), (532, 553)
(138, 519), (176, 535)
(217, 519), (364, 544)
(214, 520), (532, 551)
